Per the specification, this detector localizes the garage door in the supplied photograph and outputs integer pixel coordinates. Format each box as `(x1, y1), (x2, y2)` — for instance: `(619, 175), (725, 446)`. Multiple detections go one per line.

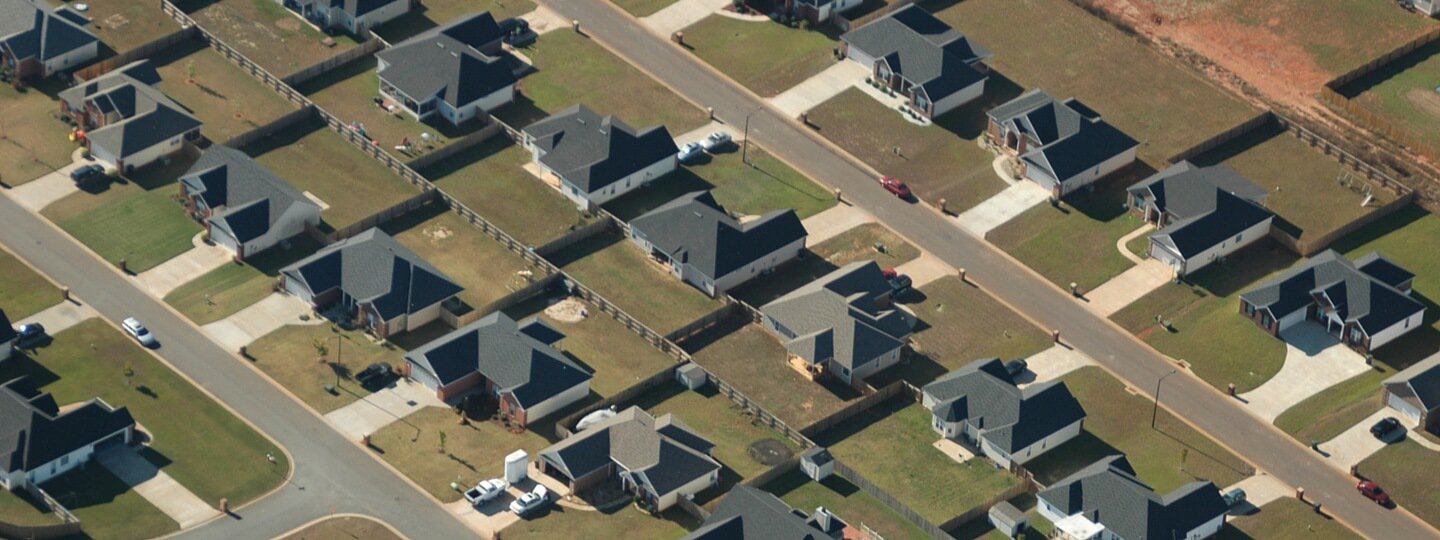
(1389, 393), (1423, 424)
(1277, 308), (1308, 331)
(846, 46), (875, 68)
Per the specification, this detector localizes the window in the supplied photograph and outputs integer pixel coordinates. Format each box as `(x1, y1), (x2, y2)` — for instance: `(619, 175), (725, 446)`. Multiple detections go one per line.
(1243, 302), (1255, 316)
(60, 456), (69, 466)
(1261, 313), (1273, 327)
(1235, 233), (1244, 243)
(1350, 327), (1364, 344)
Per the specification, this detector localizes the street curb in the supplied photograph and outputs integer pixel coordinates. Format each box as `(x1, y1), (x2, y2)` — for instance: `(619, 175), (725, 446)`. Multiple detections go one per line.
(269, 513), (410, 540)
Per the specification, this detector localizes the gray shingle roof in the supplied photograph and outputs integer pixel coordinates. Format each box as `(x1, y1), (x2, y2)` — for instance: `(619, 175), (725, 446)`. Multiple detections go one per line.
(1133, 161), (1274, 259)
(0, 377), (135, 475)
(630, 191), (807, 282)
(761, 261), (913, 371)
(404, 312), (591, 407)
(1239, 250), (1424, 334)
(376, 12), (516, 111)
(685, 485), (838, 540)
(841, 5), (988, 102)
(991, 89), (1137, 184)
(922, 358), (1086, 453)
(0, 0), (97, 65)
(1038, 455), (1227, 540)
(59, 60), (201, 160)
(1385, 352), (1440, 412)
(0, 309), (14, 344)
(180, 145), (319, 244)
(522, 105), (678, 194)
(280, 228), (463, 319)
(539, 406), (718, 497)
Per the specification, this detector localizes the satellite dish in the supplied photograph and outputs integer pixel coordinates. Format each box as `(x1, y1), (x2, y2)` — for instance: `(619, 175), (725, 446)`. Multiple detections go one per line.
(420, 132), (433, 143)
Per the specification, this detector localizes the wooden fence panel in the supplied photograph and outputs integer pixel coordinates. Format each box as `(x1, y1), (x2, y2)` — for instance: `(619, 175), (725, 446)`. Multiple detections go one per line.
(833, 460), (957, 540)
(223, 105), (317, 148)
(73, 27), (199, 81)
(281, 38), (386, 88)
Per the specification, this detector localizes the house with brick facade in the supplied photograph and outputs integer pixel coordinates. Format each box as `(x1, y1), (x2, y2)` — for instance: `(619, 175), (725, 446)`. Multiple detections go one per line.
(987, 89), (1138, 198)
(180, 145), (321, 261)
(840, 5), (991, 119)
(0, 0), (99, 81)
(403, 311), (591, 427)
(1126, 161), (1274, 276)
(522, 105), (679, 211)
(376, 12), (517, 126)
(629, 191), (807, 298)
(1384, 353), (1440, 435)
(58, 60), (202, 174)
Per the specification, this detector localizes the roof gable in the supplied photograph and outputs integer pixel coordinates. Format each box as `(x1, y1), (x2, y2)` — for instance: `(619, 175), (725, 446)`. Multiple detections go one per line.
(280, 229), (463, 318)
(630, 191), (807, 280)
(522, 105), (678, 193)
(761, 262), (913, 370)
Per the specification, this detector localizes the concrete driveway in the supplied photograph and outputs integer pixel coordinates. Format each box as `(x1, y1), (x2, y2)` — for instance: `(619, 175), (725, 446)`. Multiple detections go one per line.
(324, 379), (445, 442)
(134, 236), (233, 297)
(1083, 259), (1172, 316)
(894, 252), (952, 288)
(1015, 345), (1095, 388)
(770, 61), (869, 117)
(801, 204), (872, 244)
(7, 149), (91, 212)
(1223, 473), (1292, 514)
(17, 301), (96, 335)
(203, 293), (317, 351)
(955, 180), (1050, 236)
(1317, 409), (1396, 470)
(642, 0), (731, 35)
(673, 121), (739, 147)
(96, 446), (220, 528)
(1241, 322), (1371, 421)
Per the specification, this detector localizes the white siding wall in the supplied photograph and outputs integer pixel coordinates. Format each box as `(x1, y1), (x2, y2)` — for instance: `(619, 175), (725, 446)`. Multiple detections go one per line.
(709, 236), (806, 296)
(930, 80), (985, 117)
(1388, 392), (1424, 424)
(1370, 308), (1427, 350)
(655, 469), (719, 511)
(524, 379), (591, 423)
(43, 41), (99, 77)
(1171, 217), (1273, 276)
(583, 156), (678, 207)
(1055, 146), (1138, 196)
(1007, 418), (1083, 465)
(1037, 498), (1066, 526)
(847, 346), (903, 383)
(0, 340), (12, 361)
(1185, 513), (1226, 540)
(212, 224), (240, 255)
(355, 0), (409, 30)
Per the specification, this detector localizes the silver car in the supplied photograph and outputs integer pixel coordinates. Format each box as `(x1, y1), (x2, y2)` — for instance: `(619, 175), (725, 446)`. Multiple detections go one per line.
(122, 317), (157, 348)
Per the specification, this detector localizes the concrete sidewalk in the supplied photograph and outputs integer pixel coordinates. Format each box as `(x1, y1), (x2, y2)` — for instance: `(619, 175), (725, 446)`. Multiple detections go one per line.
(642, 0), (731, 35)
(134, 236), (233, 297)
(1116, 225), (1153, 264)
(894, 252), (952, 288)
(801, 204), (872, 244)
(203, 293), (318, 351)
(955, 181), (1050, 236)
(770, 61), (868, 117)
(1241, 323), (1371, 421)
(96, 447), (220, 528)
(324, 379), (445, 442)
(1082, 259), (1172, 316)
(1016, 345), (1095, 388)
(18, 301), (96, 335)
(518, 5), (569, 35)
(1223, 473), (1291, 510)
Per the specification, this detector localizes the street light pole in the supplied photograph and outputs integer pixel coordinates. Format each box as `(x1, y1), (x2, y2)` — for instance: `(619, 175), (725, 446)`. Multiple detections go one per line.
(333, 334), (344, 387)
(1152, 368), (1177, 429)
(742, 106), (762, 166)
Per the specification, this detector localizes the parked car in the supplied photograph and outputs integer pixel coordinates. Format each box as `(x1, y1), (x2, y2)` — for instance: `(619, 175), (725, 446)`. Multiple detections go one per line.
(881, 267), (898, 280)
(509, 484), (550, 516)
(887, 274), (912, 296)
(1222, 488), (1247, 508)
(463, 478), (508, 507)
(677, 142), (704, 164)
(14, 323), (45, 347)
(1370, 417), (1401, 439)
(69, 164), (104, 184)
(701, 131), (732, 151)
(121, 317), (157, 348)
(500, 17), (530, 38)
(1004, 358), (1028, 378)
(878, 176), (912, 199)
(356, 363), (393, 389)
(1356, 480), (1392, 506)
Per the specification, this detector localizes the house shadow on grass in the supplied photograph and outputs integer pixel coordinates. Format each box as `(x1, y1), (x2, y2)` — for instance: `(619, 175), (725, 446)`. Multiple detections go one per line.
(0, 353), (63, 390)
(545, 229), (624, 268)
(728, 251), (839, 307)
(602, 168), (716, 222)
(1061, 161), (1157, 222)
(1020, 431), (1125, 487)
(1181, 239), (1298, 299)
(808, 394), (910, 446)
(932, 71), (1025, 141)
(493, 93), (552, 131)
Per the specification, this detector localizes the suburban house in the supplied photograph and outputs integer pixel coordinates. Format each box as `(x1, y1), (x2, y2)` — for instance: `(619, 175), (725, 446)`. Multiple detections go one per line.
(537, 406), (721, 511)
(403, 312), (592, 427)
(0, 0), (99, 80)
(759, 261), (916, 386)
(1383, 353), (1440, 434)
(0, 309), (14, 361)
(684, 485), (853, 540)
(986, 89), (1139, 198)
(1126, 161), (1274, 276)
(1239, 250), (1425, 354)
(921, 358), (1086, 468)
(788, 0), (862, 23)
(0, 377), (135, 491)
(281, 0), (409, 36)
(279, 228), (465, 338)
(1405, 0), (1439, 16)
(1038, 455), (1228, 540)
(179, 145), (322, 261)
(521, 105), (679, 211)
(58, 60), (202, 174)
(629, 191), (807, 297)
(376, 12), (517, 126)
(840, 5), (991, 119)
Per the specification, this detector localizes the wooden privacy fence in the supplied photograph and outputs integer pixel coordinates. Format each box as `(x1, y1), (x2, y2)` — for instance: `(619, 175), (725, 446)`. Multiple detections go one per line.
(833, 0), (916, 32)
(281, 37), (387, 88)
(533, 217), (616, 257)
(553, 363), (684, 438)
(1317, 26), (1440, 177)
(665, 301), (746, 344)
(1272, 113), (1409, 194)
(326, 189), (439, 242)
(223, 105), (317, 148)
(72, 26), (198, 81)
(799, 380), (910, 437)
(1270, 189), (1416, 256)
(1325, 26), (1440, 89)
(1166, 110), (1272, 165)
(696, 364), (815, 448)
(936, 474), (1036, 532)
(405, 122), (505, 171)
(833, 460), (957, 540)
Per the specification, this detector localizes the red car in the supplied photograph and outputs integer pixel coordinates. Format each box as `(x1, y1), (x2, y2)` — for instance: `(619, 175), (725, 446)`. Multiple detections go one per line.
(1357, 480), (1392, 506)
(879, 176), (912, 199)
(881, 268), (898, 279)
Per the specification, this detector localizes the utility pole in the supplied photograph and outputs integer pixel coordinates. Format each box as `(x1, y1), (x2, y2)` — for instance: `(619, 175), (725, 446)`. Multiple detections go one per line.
(742, 106), (762, 166)
(1152, 368), (1177, 429)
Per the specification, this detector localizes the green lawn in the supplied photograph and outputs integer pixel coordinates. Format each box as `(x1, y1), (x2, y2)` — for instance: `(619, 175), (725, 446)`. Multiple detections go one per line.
(66, 0), (183, 54)
(182, 0), (360, 78)
(503, 505), (698, 540)
(1345, 42), (1440, 151)
(152, 42), (299, 144)
(245, 323), (401, 413)
(0, 248), (61, 320)
(1357, 440), (1440, 529)
(34, 467), (178, 540)
(895, 275), (1053, 385)
(279, 516), (402, 540)
(816, 399), (1020, 525)
(931, 0), (1258, 164)
(604, 146), (836, 222)
(164, 236), (324, 324)
(245, 118), (423, 229)
(988, 171), (1147, 292)
(731, 222), (919, 306)
(503, 293), (678, 397)
(763, 470), (932, 540)
(1218, 497), (1358, 540)
(1025, 366), (1251, 493)
(369, 406), (553, 502)
(0, 80), (80, 186)
(609, 0), (678, 17)
(807, 87), (1009, 213)
(1, 319), (288, 506)
(418, 137), (593, 246)
(552, 232), (724, 334)
(681, 15), (839, 97)
(629, 383), (800, 484)
(1274, 371), (1387, 445)
(42, 151), (203, 274)
(0, 485), (56, 528)
(386, 209), (546, 311)
(498, 31), (707, 132)
(1191, 123), (1390, 241)
(690, 322), (856, 428)
(372, 0), (537, 42)
(1110, 240), (1297, 393)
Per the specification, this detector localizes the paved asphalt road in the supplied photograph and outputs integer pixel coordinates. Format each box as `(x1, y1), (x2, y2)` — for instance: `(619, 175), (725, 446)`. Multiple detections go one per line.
(0, 194), (473, 539)
(539, 1), (1439, 537)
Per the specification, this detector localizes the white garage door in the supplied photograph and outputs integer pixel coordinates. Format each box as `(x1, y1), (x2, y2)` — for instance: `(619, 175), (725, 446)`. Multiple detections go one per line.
(1389, 393), (1423, 424)
(846, 46), (875, 68)
(1277, 308), (1308, 331)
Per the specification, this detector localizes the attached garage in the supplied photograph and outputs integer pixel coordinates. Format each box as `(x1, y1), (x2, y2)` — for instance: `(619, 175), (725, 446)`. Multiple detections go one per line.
(1388, 392), (1423, 424)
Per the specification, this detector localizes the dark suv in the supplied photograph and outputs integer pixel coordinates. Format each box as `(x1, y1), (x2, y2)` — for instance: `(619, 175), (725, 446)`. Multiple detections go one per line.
(69, 164), (104, 184)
